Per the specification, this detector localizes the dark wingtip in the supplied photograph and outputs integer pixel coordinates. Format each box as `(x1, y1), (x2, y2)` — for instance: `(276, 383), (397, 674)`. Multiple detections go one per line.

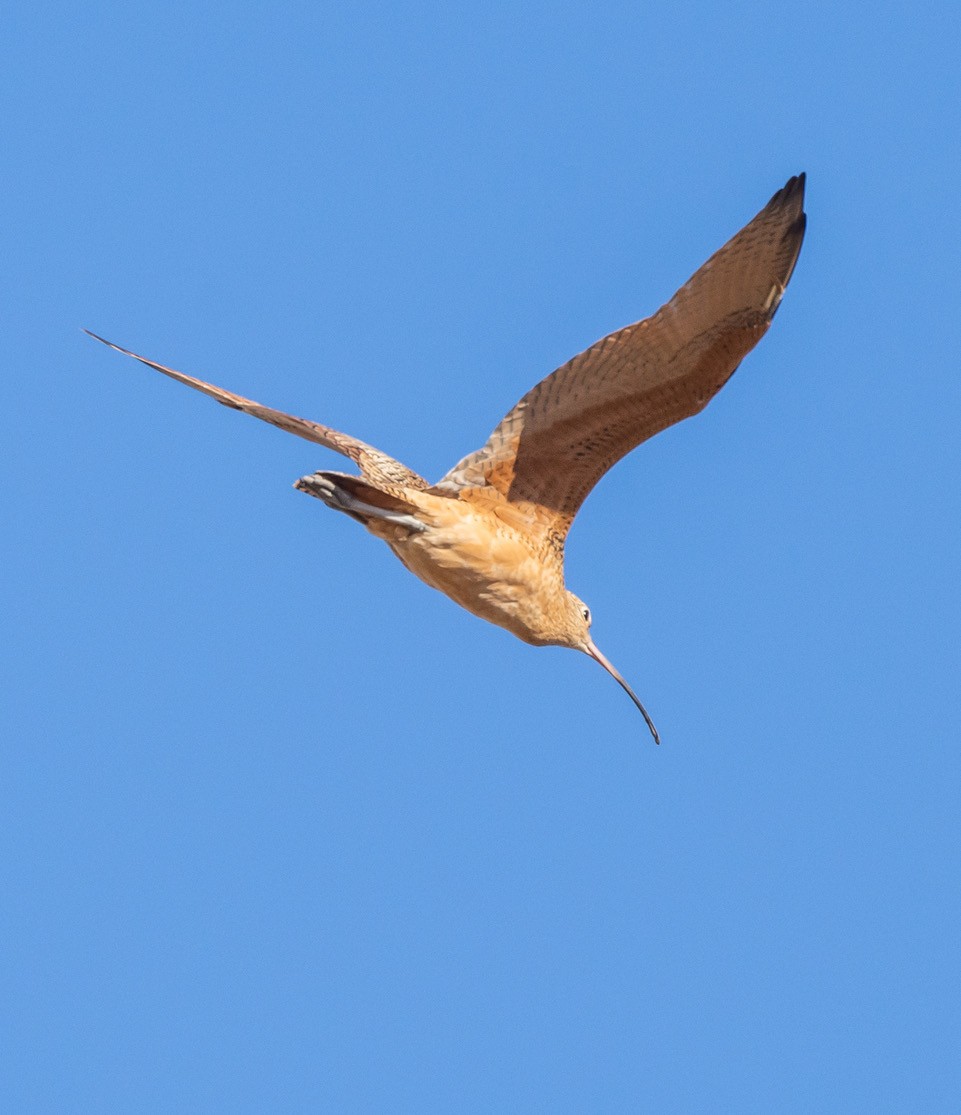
(767, 175), (808, 296)
(769, 172), (806, 213)
(83, 328), (129, 354)
(82, 330), (144, 363)
(790, 172), (806, 206)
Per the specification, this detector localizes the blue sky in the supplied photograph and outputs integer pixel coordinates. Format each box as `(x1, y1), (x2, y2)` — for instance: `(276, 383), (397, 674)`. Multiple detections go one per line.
(4, 1), (960, 1110)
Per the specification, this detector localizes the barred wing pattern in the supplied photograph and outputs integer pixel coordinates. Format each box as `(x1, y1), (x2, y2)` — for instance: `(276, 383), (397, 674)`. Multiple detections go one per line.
(84, 332), (428, 490)
(435, 175), (806, 544)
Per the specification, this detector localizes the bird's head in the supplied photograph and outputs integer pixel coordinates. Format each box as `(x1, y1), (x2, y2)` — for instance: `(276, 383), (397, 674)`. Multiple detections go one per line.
(559, 591), (660, 744)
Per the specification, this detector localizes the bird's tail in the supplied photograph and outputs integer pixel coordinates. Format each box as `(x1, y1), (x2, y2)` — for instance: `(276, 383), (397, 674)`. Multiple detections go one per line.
(294, 471), (426, 533)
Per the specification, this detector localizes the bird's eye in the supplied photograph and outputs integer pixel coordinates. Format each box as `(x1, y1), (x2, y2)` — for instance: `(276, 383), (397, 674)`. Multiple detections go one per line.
(582, 606), (591, 624)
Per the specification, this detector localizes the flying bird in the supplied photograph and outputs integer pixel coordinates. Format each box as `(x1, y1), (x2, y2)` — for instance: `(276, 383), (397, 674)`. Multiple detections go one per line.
(87, 174), (806, 743)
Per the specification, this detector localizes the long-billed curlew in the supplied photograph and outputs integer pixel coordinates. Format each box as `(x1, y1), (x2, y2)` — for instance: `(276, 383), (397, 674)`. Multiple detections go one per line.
(87, 174), (806, 742)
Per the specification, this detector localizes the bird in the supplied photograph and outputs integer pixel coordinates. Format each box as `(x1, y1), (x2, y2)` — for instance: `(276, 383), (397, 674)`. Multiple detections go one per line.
(87, 173), (806, 743)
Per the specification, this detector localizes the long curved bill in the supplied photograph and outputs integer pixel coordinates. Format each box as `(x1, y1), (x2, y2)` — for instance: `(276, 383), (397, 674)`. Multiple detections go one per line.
(586, 641), (660, 744)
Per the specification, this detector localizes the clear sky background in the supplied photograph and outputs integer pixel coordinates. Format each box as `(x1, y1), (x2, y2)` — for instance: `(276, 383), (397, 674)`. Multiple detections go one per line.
(4, 1), (960, 1111)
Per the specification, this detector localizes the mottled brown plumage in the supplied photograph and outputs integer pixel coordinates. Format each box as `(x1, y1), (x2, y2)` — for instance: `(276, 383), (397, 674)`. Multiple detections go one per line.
(87, 174), (806, 742)
(439, 173), (806, 550)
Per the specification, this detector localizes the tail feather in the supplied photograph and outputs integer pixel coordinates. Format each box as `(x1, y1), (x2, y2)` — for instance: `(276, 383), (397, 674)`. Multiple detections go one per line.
(295, 471), (426, 532)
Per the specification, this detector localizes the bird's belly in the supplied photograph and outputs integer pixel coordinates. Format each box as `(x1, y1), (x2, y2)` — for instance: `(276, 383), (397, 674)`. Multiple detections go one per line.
(388, 516), (553, 643)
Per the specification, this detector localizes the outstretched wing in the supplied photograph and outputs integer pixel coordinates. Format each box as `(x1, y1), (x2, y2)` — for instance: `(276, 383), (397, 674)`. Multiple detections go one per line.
(435, 174), (806, 544)
(85, 332), (428, 490)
